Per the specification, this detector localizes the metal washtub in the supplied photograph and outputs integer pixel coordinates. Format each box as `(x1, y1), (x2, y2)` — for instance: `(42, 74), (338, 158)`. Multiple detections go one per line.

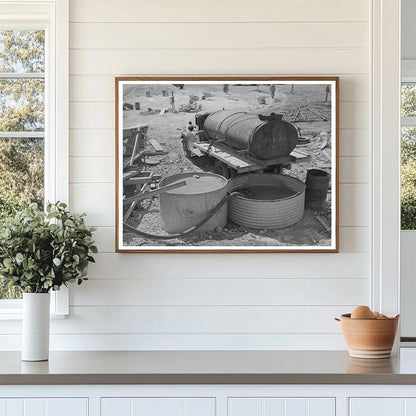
(227, 174), (306, 229)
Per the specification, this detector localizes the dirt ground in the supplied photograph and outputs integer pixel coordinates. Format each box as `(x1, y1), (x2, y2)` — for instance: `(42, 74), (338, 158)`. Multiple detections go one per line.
(121, 83), (334, 248)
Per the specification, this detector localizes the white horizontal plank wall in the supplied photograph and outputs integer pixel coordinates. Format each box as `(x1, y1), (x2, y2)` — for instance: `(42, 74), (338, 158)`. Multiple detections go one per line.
(5, 0), (371, 350)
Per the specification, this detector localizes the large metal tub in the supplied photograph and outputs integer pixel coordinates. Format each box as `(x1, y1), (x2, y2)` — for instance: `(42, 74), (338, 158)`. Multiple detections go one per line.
(159, 172), (228, 234)
(227, 174), (305, 229)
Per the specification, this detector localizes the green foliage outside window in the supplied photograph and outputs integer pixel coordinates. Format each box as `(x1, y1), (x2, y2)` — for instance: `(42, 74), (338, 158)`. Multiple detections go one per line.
(401, 84), (416, 230)
(0, 30), (45, 299)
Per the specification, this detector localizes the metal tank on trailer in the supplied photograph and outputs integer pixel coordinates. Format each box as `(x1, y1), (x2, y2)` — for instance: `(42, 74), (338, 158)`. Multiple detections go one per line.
(203, 110), (298, 160)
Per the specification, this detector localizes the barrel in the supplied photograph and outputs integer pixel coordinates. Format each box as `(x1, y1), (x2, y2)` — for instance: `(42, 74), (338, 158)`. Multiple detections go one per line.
(305, 169), (330, 210)
(203, 110), (298, 160)
(159, 173), (228, 234)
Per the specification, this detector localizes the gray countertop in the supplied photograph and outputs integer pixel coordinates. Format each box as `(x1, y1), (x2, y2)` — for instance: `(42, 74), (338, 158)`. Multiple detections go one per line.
(2, 349), (416, 385)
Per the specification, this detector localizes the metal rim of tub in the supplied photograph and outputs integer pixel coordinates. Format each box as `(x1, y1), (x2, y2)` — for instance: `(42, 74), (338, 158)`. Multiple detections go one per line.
(227, 173), (306, 229)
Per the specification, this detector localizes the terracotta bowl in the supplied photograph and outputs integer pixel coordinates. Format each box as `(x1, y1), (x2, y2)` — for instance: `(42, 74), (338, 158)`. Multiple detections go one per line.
(338, 313), (399, 359)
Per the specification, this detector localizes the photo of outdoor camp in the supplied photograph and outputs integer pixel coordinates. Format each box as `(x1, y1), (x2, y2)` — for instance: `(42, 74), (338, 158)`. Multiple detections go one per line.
(117, 79), (338, 252)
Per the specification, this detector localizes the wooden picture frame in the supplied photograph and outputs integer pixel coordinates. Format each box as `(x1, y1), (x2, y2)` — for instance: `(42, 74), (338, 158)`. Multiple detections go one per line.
(115, 77), (339, 253)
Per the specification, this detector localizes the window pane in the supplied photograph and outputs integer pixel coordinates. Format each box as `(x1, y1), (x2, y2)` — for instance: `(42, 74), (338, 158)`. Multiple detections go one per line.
(0, 283), (22, 300)
(0, 78), (44, 131)
(402, 83), (416, 117)
(0, 30), (45, 73)
(0, 137), (44, 300)
(0, 137), (44, 216)
(401, 127), (416, 230)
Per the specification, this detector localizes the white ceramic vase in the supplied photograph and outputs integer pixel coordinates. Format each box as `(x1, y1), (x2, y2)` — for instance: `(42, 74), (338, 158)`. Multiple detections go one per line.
(22, 292), (50, 361)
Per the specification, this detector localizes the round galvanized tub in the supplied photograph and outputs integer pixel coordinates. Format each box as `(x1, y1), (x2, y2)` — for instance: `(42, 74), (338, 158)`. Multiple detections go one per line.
(227, 174), (305, 229)
(159, 172), (228, 234)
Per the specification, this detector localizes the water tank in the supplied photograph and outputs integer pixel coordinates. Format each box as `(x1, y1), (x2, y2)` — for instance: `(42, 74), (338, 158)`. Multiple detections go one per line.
(159, 172), (228, 234)
(204, 111), (298, 160)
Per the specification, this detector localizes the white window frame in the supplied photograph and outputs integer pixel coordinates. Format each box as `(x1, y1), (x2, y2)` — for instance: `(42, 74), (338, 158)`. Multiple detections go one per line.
(371, 0), (401, 322)
(399, 60), (416, 341)
(0, 0), (69, 317)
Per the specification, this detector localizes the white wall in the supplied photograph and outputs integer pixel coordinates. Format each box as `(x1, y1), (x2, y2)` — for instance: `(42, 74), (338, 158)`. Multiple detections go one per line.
(57, 0), (371, 350)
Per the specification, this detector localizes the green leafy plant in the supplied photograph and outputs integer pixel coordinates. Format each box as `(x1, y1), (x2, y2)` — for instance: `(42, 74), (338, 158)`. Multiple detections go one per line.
(0, 202), (97, 293)
(402, 158), (416, 230)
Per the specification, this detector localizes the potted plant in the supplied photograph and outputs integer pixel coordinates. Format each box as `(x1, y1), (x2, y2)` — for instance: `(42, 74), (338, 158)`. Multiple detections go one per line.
(0, 202), (97, 361)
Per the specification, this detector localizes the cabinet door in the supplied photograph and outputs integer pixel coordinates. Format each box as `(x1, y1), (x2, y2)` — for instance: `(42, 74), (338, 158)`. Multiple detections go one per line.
(101, 398), (215, 416)
(228, 398), (335, 416)
(0, 398), (88, 416)
(350, 398), (416, 416)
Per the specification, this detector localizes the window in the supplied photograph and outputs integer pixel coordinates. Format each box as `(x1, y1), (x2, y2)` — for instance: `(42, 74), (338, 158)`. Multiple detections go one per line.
(0, 29), (45, 300)
(401, 74), (416, 229)
(0, 0), (69, 314)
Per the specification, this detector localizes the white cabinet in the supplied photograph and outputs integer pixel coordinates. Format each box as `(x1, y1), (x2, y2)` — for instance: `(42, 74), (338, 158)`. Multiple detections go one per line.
(0, 398), (88, 416)
(228, 398), (335, 416)
(349, 398), (416, 416)
(6, 385), (416, 416)
(101, 397), (215, 416)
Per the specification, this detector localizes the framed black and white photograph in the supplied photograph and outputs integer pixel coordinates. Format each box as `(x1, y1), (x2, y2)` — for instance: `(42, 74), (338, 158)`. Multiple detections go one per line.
(116, 77), (339, 253)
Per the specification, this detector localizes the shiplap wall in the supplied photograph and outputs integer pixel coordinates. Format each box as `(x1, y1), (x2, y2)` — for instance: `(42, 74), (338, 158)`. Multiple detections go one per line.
(56, 0), (371, 350)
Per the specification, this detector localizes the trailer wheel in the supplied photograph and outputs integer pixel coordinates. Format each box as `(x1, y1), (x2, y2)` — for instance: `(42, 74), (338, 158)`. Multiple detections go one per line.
(214, 160), (231, 179)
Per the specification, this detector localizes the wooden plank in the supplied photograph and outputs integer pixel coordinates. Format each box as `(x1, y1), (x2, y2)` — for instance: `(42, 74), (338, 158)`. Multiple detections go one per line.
(123, 184), (146, 222)
(189, 146), (204, 157)
(72, 277), (369, 307)
(123, 150), (145, 168)
(18, 332), (347, 350)
(69, 156), (114, 183)
(316, 216), (331, 233)
(339, 128), (369, 157)
(339, 157), (371, 183)
(70, 0), (369, 23)
(70, 49), (368, 76)
(53, 305), (365, 334)
(194, 142), (257, 169)
(290, 149), (310, 162)
(339, 183), (369, 227)
(129, 133), (139, 166)
(123, 171), (138, 181)
(70, 22), (369, 50)
(148, 138), (163, 153)
(86, 252), (369, 279)
(322, 149), (332, 161)
(126, 176), (154, 185)
(69, 183), (115, 226)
